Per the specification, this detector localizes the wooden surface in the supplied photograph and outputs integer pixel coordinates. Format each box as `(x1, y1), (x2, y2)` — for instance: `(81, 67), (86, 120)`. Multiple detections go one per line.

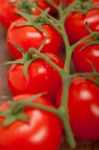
(0, 24), (99, 150)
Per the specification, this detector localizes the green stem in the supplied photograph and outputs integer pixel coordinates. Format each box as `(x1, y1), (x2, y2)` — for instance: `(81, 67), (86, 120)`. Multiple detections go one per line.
(59, 23), (72, 74)
(61, 114), (76, 148)
(28, 102), (59, 115)
(72, 33), (95, 50)
(70, 72), (99, 78)
(59, 76), (76, 148)
(60, 26), (71, 52)
(50, 5), (76, 147)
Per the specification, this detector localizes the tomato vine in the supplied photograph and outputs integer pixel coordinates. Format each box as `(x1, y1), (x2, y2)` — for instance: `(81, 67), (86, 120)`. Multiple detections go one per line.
(0, 0), (99, 149)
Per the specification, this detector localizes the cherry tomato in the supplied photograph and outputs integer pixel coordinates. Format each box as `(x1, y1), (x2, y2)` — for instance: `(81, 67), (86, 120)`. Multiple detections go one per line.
(65, 2), (99, 44)
(57, 77), (99, 140)
(8, 53), (63, 102)
(0, 94), (62, 150)
(0, 0), (19, 28)
(35, 0), (60, 15)
(7, 18), (63, 59)
(72, 39), (99, 72)
(66, 0), (74, 4)
(0, 0), (60, 28)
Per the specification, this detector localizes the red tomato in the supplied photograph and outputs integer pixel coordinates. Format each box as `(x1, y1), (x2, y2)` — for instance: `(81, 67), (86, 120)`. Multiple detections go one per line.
(57, 77), (99, 140)
(0, 0), (19, 28)
(8, 53), (63, 102)
(35, 0), (60, 15)
(0, 94), (62, 150)
(65, 2), (99, 44)
(7, 18), (63, 59)
(66, 0), (74, 4)
(72, 39), (99, 72)
(0, 0), (60, 28)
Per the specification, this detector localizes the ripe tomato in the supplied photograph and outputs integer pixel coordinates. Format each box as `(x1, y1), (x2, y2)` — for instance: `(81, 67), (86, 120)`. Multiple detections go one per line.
(65, 2), (99, 44)
(72, 39), (99, 72)
(0, 94), (62, 150)
(35, 0), (60, 15)
(0, 0), (20, 28)
(57, 77), (99, 140)
(7, 18), (63, 59)
(66, 0), (74, 4)
(0, 0), (60, 28)
(8, 53), (63, 102)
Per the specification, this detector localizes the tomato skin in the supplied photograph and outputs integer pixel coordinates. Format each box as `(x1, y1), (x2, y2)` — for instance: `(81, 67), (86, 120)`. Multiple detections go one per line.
(66, 0), (74, 4)
(0, 0), (20, 28)
(65, 6), (99, 44)
(36, 0), (60, 15)
(7, 18), (63, 59)
(8, 53), (63, 102)
(0, 95), (62, 150)
(0, 0), (60, 28)
(57, 77), (99, 140)
(72, 39), (99, 72)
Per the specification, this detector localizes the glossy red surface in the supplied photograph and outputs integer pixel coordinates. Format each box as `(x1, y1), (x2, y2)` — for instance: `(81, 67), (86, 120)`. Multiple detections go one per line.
(7, 18), (63, 59)
(0, 95), (62, 150)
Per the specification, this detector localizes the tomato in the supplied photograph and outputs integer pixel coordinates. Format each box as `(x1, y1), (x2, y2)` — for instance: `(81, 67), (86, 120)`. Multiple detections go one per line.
(72, 39), (99, 72)
(66, 0), (74, 5)
(57, 77), (99, 140)
(35, 0), (60, 15)
(65, 1), (99, 44)
(8, 53), (63, 102)
(7, 18), (63, 59)
(0, 0), (60, 28)
(0, 94), (62, 150)
(0, 0), (20, 28)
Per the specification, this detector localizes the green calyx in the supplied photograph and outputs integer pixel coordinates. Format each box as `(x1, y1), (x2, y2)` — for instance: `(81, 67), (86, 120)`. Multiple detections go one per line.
(10, 0), (58, 33)
(10, 0), (38, 14)
(0, 93), (44, 127)
(6, 42), (46, 80)
(16, 9), (50, 33)
(75, 0), (97, 14)
(6, 42), (59, 80)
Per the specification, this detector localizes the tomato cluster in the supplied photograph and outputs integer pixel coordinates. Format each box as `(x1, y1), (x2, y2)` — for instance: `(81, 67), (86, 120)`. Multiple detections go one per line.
(0, 0), (99, 150)
(0, 0), (60, 28)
